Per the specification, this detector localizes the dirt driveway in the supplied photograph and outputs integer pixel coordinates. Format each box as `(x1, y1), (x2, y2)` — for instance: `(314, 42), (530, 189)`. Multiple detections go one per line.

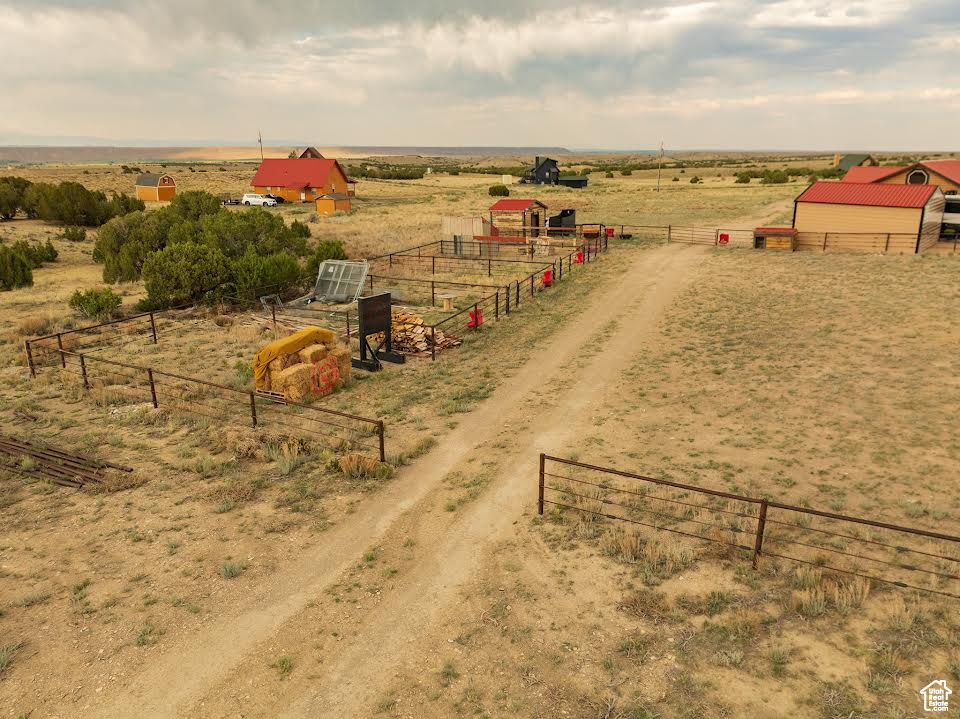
(82, 242), (706, 718)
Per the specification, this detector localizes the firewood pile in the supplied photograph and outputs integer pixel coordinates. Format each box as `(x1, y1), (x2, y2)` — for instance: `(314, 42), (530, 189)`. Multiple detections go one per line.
(384, 309), (461, 356)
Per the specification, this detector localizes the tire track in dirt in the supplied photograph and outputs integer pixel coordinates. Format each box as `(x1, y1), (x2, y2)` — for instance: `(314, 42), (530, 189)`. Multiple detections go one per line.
(280, 244), (706, 717)
(89, 243), (704, 719)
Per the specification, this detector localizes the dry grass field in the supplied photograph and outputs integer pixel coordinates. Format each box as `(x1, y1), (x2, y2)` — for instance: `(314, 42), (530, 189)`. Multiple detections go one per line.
(1, 157), (958, 718)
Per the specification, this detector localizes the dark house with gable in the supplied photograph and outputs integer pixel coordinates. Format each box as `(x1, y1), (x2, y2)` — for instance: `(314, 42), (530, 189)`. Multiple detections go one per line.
(525, 156), (588, 189)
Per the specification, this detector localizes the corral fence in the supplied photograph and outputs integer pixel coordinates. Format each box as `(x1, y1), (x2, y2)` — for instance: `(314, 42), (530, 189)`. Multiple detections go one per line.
(538, 455), (960, 599)
(368, 234), (610, 360)
(24, 324), (386, 462)
(605, 224), (956, 255)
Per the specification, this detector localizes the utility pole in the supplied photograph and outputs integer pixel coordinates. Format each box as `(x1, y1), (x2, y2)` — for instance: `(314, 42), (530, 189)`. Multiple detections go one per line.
(258, 130), (264, 161)
(656, 140), (664, 192)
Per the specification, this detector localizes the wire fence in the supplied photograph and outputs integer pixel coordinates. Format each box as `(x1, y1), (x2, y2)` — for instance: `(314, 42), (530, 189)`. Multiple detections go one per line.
(26, 343), (386, 461)
(538, 455), (960, 600)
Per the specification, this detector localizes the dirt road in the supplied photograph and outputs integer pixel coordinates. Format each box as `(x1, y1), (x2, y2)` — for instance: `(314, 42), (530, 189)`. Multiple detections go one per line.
(89, 242), (707, 718)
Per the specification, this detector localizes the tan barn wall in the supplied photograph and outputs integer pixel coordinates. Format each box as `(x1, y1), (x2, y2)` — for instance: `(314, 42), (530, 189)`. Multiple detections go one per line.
(795, 232), (918, 254)
(315, 197), (351, 215)
(135, 186), (158, 202)
(156, 185), (176, 201)
(794, 202), (921, 234)
(878, 169), (960, 193)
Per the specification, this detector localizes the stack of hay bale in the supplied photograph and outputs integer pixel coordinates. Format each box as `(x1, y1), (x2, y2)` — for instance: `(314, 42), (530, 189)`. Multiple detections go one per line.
(254, 327), (352, 402)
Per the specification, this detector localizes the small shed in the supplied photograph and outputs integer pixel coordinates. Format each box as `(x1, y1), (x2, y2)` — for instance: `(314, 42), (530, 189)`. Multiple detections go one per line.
(489, 198), (547, 238)
(793, 181), (944, 253)
(753, 227), (797, 251)
(558, 176), (588, 189)
(316, 192), (351, 215)
(135, 173), (177, 202)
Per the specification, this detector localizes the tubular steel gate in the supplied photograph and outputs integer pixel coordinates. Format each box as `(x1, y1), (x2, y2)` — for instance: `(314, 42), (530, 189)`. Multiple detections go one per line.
(538, 455), (960, 599)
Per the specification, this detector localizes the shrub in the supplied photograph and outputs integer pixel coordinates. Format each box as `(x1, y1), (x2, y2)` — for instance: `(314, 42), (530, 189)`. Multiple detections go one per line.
(290, 219), (311, 238)
(690, 176), (702, 184)
(61, 226), (87, 242)
(96, 209), (178, 282)
(230, 248), (302, 299)
(69, 287), (122, 319)
(760, 169), (789, 184)
(141, 241), (231, 307)
(305, 239), (348, 277)
(10, 239), (57, 268)
(488, 184), (510, 197)
(620, 169), (632, 176)
(672, 176), (679, 182)
(735, 172), (751, 184)
(0, 176), (32, 220)
(0, 245), (33, 290)
(605, 171), (614, 178)
(169, 190), (221, 221)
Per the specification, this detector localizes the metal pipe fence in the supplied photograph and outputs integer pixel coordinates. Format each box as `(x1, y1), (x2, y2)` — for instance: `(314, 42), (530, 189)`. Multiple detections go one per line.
(27, 345), (386, 461)
(538, 454), (960, 600)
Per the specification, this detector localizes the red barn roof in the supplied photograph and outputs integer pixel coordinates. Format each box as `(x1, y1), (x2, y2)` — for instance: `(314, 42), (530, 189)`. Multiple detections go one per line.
(489, 198), (546, 211)
(251, 158), (342, 189)
(920, 160), (960, 184)
(842, 166), (904, 183)
(795, 181), (939, 209)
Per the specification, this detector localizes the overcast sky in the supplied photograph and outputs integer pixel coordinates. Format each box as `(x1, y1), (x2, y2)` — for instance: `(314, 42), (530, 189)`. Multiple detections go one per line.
(1, 0), (957, 150)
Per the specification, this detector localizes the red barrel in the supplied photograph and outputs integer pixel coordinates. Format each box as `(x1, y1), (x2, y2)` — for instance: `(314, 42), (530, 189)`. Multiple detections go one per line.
(605, 227), (614, 237)
(543, 269), (553, 287)
(468, 308), (484, 328)
(574, 251), (584, 264)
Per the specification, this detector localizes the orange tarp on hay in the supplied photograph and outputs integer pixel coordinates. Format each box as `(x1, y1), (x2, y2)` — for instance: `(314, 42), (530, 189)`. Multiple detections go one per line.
(253, 326), (336, 391)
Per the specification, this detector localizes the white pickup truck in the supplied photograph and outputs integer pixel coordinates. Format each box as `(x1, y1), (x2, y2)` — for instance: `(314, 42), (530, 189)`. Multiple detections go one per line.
(241, 193), (278, 207)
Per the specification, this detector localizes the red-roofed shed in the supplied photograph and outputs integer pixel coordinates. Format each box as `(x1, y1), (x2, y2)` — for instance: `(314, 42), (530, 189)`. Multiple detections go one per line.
(488, 198), (547, 239)
(793, 181), (944, 253)
(251, 158), (350, 204)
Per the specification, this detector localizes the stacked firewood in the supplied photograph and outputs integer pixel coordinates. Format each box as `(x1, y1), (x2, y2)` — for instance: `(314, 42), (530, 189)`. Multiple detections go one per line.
(387, 309), (461, 355)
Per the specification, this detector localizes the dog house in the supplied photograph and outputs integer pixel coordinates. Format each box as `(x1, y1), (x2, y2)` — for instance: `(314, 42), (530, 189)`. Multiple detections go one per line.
(753, 227), (798, 251)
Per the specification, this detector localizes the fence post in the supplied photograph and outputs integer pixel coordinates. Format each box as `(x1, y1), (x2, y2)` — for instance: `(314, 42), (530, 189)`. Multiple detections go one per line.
(822, 233), (827, 251)
(487, 257), (492, 277)
(249, 391), (258, 428)
(389, 253), (393, 268)
(667, 225), (672, 243)
(431, 326), (436, 361)
(505, 285), (510, 314)
(271, 304), (277, 332)
(558, 256), (563, 281)
(149, 312), (158, 344)
(25, 341), (35, 378)
(432, 256), (436, 275)
(369, 275), (374, 293)
(884, 233), (890, 253)
(714, 229), (719, 246)
(515, 280), (520, 307)
(377, 420), (385, 462)
(56, 333), (65, 368)
(530, 275), (535, 297)
(431, 280), (435, 307)
(752, 500), (768, 569)
(538, 453), (545, 515)
(345, 312), (351, 342)
(495, 290), (499, 320)
(80, 355), (89, 390)
(147, 368), (158, 409)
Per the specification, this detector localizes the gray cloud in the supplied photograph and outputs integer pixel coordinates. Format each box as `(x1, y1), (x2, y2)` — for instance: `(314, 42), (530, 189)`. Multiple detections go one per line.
(0, 0), (956, 149)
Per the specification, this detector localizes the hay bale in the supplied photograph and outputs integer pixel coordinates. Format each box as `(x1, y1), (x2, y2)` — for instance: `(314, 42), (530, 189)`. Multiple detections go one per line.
(298, 343), (328, 364)
(331, 345), (352, 382)
(273, 363), (314, 402)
